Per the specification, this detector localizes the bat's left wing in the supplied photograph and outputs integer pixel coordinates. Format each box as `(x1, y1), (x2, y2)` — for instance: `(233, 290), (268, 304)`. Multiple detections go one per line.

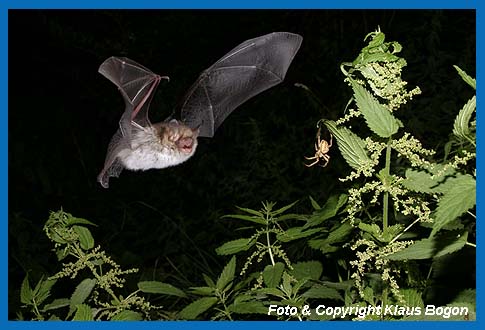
(177, 32), (303, 137)
(97, 57), (166, 188)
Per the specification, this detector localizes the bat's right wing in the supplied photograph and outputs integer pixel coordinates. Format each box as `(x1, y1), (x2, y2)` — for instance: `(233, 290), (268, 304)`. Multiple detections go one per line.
(178, 32), (303, 137)
(97, 57), (166, 188)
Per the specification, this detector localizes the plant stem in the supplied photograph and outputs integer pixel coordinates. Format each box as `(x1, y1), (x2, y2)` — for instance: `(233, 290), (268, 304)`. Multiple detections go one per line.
(266, 228), (276, 266)
(382, 138), (392, 231)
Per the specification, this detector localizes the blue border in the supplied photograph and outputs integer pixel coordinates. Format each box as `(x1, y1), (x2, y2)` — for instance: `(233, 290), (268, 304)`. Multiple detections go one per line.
(1, 0), (479, 9)
(2, 0), (480, 329)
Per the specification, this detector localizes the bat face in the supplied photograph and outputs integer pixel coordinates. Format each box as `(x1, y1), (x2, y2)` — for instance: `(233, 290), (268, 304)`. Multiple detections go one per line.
(97, 32), (303, 188)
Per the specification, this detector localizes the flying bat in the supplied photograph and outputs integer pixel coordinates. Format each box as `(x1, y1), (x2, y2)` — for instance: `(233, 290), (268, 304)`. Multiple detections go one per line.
(97, 32), (303, 188)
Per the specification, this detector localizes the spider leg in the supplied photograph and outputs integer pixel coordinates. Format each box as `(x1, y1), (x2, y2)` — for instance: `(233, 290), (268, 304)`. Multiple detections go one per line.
(305, 158), (320, 167)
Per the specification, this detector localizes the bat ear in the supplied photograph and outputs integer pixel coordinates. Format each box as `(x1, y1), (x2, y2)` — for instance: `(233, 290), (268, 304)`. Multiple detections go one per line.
(169, 119), (179, 124)
(192, 126), (200, 137)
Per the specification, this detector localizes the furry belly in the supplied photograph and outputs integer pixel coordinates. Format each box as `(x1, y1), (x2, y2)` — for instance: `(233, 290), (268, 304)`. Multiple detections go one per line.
(118, 146), (196, 171)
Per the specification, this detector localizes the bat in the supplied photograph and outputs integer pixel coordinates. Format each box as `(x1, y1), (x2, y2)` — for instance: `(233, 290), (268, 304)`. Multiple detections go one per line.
(97, 32), (303, 188)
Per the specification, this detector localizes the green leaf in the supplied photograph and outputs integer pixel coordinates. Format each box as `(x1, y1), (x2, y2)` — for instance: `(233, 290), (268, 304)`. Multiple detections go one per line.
(403, 168), (452, 194)
(222, 214), (266, 225)
(235, 206), (264, 217)
(66, 217), (97, 227)
(324, 120), (372, 170)
(309, 222), (353, 252)
(309, 196), (321, 210)
(302, 284), (343, 301)
(215, 238), (255, 255)
(453, 96), (476, 141)
(276, 227), (321, 242)
(202, 274), (215, 288)
(216, 256), (236, 291)
(111, 310), (143, 321)
(290, 261), (323, 281)
(178, 297), (218, 320)
(72, 225), (94, 250)
(304, 194), (348, 228)
(272, 201), (299, 216)
(189, 286), (215, 296)
(254, 287), (285, 299)
(431, 175), (475, 236)
(33, 277), (56, 306)
(20, 276), (33, 305)
(385, 231), (468, 260)
(263, 262), (285, 288)
(137, 281), (186, 298)
(69, 278), (96, 317)
(351, 80), (400, 137)
(453, 65), (476, 90)
(41, 298), (70, 312)
(229, 301), (268, 314)
(72, 304), (93, 321)
(400, 288), (424, 308)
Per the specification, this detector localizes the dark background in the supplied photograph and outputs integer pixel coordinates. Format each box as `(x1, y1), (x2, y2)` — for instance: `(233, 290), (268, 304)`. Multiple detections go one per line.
(8, 10), (475, 316)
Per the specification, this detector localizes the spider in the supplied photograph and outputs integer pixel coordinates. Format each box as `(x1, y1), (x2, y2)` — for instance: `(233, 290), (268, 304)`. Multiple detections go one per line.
(304, 127), (333, 167)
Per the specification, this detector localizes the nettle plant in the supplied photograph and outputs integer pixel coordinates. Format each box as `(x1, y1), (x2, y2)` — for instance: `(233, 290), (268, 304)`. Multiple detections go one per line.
(320, 29), (476, 315)
(212, 29), (475, 320)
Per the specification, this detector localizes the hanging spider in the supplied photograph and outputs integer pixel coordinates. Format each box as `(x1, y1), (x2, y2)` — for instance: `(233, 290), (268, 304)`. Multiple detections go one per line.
(304, 126), (333, 167)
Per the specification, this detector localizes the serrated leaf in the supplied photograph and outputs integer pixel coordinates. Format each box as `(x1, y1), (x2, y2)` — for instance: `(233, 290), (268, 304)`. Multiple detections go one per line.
(202, 274), (215, 288)
(400, 288), (424, 308)
(229, 301), (267, 314)
(385, 231), (468, 260)
(290, 261), (323, 281)
(324, 120), (372, 170)
(72, 225), (94, 250)
(189, 286), (215, 296)
(178, 297), (218, 320)
(304, 194), (348, 228)
(215, 238), (255, 255)
(33, 277), (56, 306)
(254, 287), (285, 298)
(403, 169), (446, 194)
(69, 278), (96, 317)
(41, 298), (70, 312)
(351, 80), (400, 137)
(72, 304), (93, 321)
(20, 276), (33, 305)
(454, 65), (476, 90)
(309, 196), (321, 210)
(216, 256), (236, 291)
(309, 222), (353, 252)
(276, 227), (321, 242)
(66, 217), (97, 227)
(137, 281), (186, 298)
(222, 214), (266, 225)
(302, 284), (343, 301)
(111, 310), (143, 321)
(272, 201), (299, 216)
(263, 262), (285, 288)
(431, 175), (475, 236)
(453, 96), (476, 141)
(235, 206), (264, 217)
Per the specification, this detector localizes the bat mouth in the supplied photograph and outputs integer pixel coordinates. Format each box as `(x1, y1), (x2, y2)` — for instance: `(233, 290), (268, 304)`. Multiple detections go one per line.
(177, 137), (195, 154)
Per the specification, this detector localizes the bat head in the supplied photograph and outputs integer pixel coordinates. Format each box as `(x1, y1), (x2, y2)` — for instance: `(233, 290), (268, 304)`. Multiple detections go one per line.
(159, 119), (199, 156)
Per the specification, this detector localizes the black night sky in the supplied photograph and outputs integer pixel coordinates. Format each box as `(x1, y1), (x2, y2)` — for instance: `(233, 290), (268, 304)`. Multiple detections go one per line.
(8, 10), (475, 318)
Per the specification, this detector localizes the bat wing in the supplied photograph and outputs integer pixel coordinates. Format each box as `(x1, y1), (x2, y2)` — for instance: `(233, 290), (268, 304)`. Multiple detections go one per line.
(97, 57), (165, 188)
(178, 32), (303, 137)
